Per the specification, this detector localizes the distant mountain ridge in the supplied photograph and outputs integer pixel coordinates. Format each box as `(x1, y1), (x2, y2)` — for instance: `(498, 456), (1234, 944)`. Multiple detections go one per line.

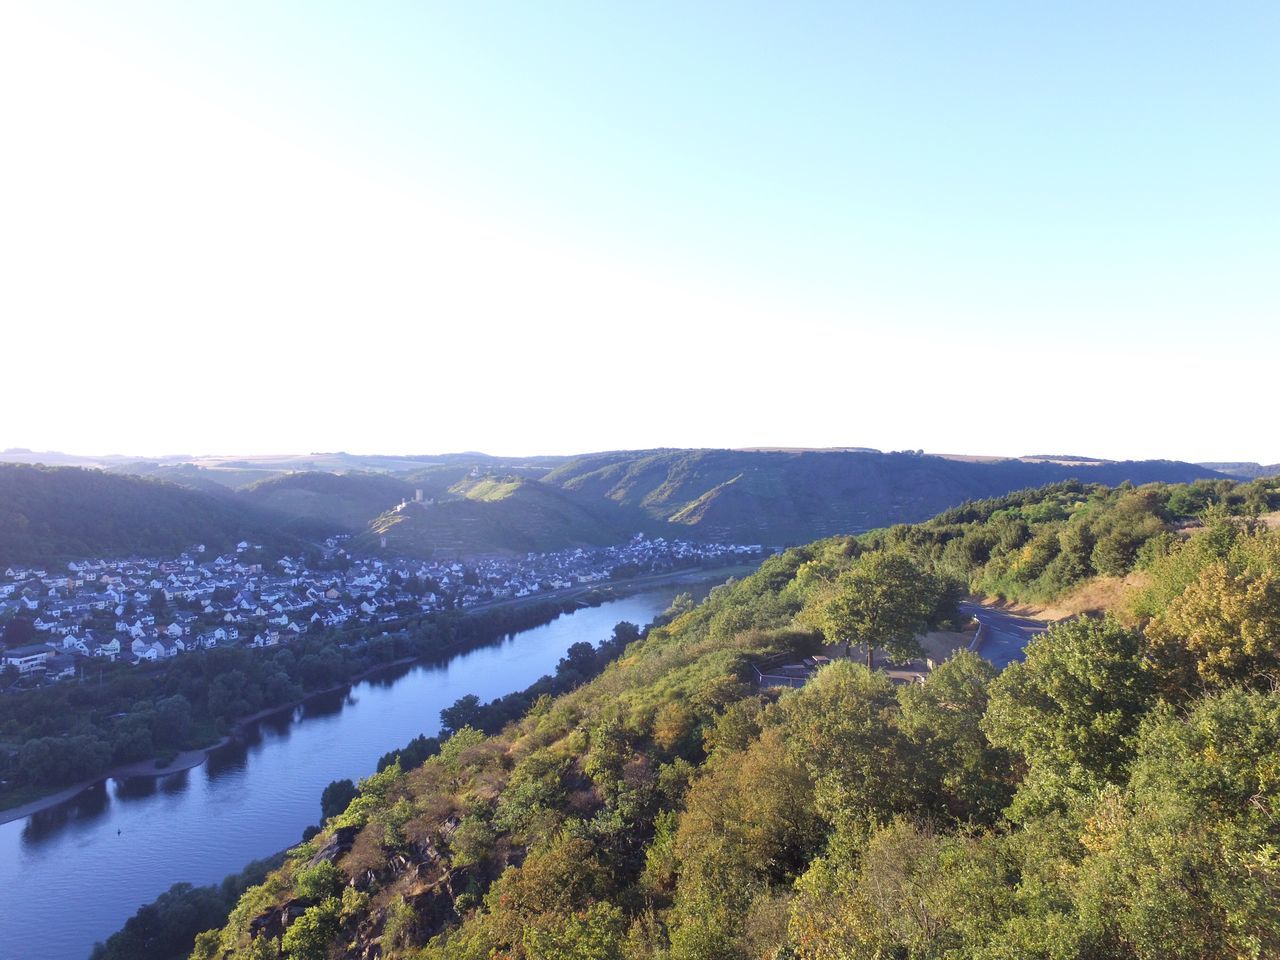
(1199, 461), (1280, 480)
(0, 450), (1232, 563)
(540, 449), (1223, 545)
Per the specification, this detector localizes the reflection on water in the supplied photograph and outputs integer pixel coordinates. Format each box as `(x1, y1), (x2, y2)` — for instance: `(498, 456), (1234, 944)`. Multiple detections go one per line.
(160, 770), (190, 795)
(0, 587), (694, 960)
(22, 781), (110, 845)
(261, 709), (298, 735)
(115, 776), (158, 801)
(365, 663), (414, 689)
(298, 690), (350, 720)
(205, 739), (249, 779)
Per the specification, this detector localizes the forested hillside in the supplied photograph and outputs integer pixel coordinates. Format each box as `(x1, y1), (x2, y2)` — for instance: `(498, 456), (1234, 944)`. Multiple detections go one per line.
(542, 448), (1221, 545)
(239, 473), (416, 535)
(190, 474), (1280, 959)
(0, 465), (301, 566)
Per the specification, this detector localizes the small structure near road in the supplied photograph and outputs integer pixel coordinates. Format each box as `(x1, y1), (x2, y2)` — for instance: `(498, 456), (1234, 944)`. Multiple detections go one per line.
(752, 623), (977, 689)
(752, 654), (831, 688)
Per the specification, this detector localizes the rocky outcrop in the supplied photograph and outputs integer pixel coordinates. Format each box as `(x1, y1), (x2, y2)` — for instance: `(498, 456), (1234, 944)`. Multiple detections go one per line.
(248, 898), (308, 942)
(306, 824), (360, 867)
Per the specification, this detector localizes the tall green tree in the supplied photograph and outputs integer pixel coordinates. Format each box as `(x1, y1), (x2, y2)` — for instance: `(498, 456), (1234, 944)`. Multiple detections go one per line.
(983, 617), (1154, 820)
(1145, 553), (1280, 696)
(802, 550), (945, 668)
(1073, 690), (1280, 959)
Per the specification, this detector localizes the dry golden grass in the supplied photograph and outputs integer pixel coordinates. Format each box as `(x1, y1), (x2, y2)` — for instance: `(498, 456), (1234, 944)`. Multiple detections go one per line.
(1175, 510), (1280, 537)
(983, 572), (1150, 623)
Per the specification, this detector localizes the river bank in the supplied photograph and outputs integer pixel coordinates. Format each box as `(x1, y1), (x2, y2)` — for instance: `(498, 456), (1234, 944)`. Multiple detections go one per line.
(2, 587), (699, 960)
(0, 564), (752, 827)
(0, 652), (419, 827)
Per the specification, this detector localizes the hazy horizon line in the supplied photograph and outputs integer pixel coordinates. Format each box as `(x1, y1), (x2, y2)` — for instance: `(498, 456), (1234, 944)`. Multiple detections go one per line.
(1, 445), (1271, 467)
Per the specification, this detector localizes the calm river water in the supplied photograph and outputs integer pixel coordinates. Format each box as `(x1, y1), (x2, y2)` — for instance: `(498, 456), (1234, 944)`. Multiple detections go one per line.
(0, 588), (687, 960)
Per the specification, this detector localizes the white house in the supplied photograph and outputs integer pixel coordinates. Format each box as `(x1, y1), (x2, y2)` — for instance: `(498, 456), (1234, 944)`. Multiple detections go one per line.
(131, 638), (170, 661)
(3, 644), (50, 674)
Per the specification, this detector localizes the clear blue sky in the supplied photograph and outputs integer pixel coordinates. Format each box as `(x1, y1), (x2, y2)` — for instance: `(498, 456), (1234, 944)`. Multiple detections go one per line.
(2, 1), (1277, 461)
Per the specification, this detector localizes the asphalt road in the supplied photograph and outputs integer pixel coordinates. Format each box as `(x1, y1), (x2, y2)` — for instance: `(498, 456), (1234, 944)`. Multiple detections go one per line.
(958, 601), (1050, 669)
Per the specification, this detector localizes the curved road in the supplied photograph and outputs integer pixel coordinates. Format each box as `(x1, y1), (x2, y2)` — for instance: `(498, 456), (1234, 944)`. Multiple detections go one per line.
(958, 601), (1049, 669)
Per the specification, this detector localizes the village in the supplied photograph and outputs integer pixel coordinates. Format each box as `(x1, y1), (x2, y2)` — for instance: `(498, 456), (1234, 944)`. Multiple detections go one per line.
(0, 534), (764, 684)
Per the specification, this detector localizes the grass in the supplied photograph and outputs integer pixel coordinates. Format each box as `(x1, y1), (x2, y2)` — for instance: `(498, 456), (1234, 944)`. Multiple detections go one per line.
(455, 477), (525, 501)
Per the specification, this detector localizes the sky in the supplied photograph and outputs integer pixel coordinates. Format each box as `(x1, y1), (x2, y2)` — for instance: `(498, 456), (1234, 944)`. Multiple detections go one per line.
(1, 1), (1277, 462)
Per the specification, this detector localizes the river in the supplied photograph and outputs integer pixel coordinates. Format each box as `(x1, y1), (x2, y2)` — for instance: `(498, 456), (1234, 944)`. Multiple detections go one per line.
(0, 587), (689, 960)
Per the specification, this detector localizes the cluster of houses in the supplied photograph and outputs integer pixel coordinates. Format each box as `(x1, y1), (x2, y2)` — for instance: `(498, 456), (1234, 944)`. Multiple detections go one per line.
(0, 535), (763, 684)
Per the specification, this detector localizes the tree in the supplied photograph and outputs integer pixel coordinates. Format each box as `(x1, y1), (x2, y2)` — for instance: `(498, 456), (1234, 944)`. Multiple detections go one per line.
(802, 550), (944, 668)
(280, 897), (340, 960)
(481, 834), (611, 950)
(983, 617), (1154, 820)
(779, 661), (919, 831)
(556, 641), (597, 682)
(1145, 557), (1280, 695)
(897, 651), (1014, 824)
(788, 819), (1013, 960)
(293, 861), (342, 903)
(522, 902), (627, 960)
(18, 735), (111, 786)
(152, 694), (192, 748)
(2, 615), (35, 647)
(208, 670), (257, 723)
(440, 693), (483, 735)
(320, 778), (359, 821)
(1072, 689), (1280, 959)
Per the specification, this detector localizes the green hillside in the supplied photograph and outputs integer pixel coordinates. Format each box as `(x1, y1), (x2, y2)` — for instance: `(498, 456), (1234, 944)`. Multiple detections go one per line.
(5, 449), (1230, 557)
(357, 476), (647, 557)
(543, 448), (1225, 544)
(353, 451), (1231, 557)
(0, 464), (302, 565)
(398, 463), (556, 502)
(239, 472), (416, 535)
(185, 475), (1280, 960)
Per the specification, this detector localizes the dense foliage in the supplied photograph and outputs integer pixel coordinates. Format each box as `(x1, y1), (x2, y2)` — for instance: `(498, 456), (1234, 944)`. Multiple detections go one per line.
(864, 476), (1280, 603)
(146, 479), (1280, 958)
